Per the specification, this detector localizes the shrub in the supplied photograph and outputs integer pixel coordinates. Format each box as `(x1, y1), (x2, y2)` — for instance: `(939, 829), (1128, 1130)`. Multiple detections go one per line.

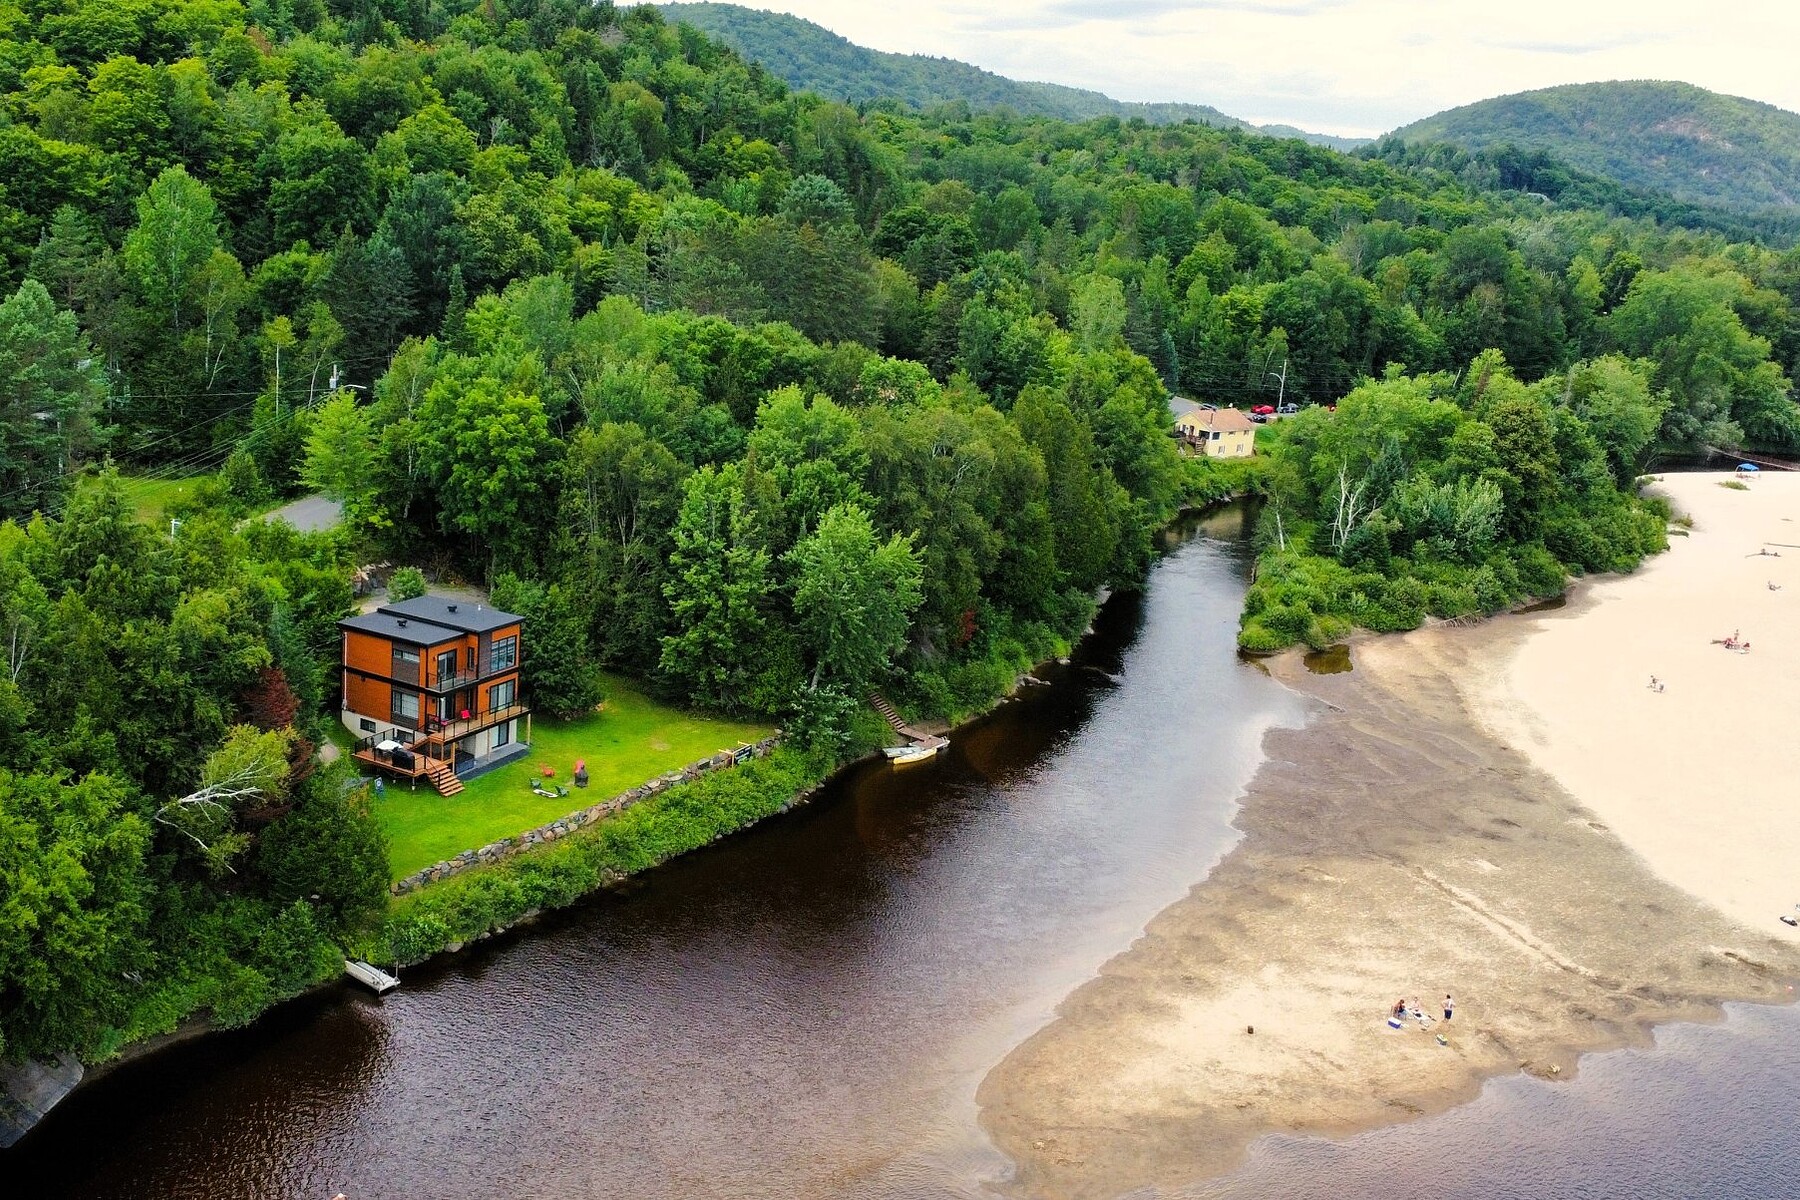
(388, 566), (427, 600)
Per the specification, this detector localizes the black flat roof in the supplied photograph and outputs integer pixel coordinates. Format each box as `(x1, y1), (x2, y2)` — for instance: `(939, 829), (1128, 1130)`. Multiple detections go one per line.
(376, 594), (522, 634)
(338, 611), (462, 646)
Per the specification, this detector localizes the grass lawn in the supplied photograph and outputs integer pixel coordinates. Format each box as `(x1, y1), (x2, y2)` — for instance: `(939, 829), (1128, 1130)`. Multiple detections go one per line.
(120, 474), (213, 523)
(371, 673), (773, 879)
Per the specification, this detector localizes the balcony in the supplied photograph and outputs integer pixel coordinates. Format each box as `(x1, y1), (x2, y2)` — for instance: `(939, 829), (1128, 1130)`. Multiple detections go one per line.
(418, 701), (529, 744)
(420, 653), (522, 694)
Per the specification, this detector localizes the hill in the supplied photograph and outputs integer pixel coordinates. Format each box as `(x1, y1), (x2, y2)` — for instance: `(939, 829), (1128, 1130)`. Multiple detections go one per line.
(1386, 81), (1800, 211)
(657, 2), (1367, 151)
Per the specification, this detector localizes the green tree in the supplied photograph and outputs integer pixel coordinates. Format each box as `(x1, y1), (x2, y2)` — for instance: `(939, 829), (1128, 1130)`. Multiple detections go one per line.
(416, 376), (555, 574)
(121, 165), (222, 340)
(490, 573), (605, 719)
(786, 502), (923, 692)
(0, 770), (150, 1061)
(659, 463), (779, 712)
(0, 279), (108, 520)
(256, 766), (389, 933)
(299, 391), (377, 515)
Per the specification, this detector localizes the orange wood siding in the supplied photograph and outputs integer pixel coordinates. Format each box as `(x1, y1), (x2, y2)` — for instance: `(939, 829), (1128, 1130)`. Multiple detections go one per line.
(477, 671), (521, 712)
(344, 630), (392, 675)
(490, 623), (523, 668)
(344, 673), (390, 720)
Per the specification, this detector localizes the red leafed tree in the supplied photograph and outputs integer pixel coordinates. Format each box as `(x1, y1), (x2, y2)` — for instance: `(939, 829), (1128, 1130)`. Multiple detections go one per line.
(238, 666), (301, 732)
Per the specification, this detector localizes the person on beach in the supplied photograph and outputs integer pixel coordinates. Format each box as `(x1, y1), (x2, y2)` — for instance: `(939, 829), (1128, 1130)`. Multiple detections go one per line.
(1393, 998), (1407, 1019)
(1443, 994), (1453, 1022)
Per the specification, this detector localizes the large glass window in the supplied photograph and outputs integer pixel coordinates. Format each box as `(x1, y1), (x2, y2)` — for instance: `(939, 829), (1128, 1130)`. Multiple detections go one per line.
(491, 635), (517, 671)
(495, 721), (511, 748)
(392, 691), (420, 721)
(489, 679), (515, 711)
(435, 649), (457, 682)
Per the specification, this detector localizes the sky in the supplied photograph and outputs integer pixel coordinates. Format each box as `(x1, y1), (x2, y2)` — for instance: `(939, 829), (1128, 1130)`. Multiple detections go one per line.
(735, 1), (1800, 138)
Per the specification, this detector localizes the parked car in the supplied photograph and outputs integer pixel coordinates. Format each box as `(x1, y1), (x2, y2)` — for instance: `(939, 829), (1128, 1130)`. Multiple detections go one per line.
(1249, 412), (1269, 423)
(1278, 403), (1300, 414)
(1252, 404), (1276, 415)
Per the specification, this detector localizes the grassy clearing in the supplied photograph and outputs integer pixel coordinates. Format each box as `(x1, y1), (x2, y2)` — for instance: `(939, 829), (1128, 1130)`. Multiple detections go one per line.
(120, 474), (212, 522)
(371, 673), (773, 879)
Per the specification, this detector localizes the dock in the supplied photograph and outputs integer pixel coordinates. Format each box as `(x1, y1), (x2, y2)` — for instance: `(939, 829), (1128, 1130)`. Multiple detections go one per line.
(869, 692), (948, 761)
(344, 960), (400, 995)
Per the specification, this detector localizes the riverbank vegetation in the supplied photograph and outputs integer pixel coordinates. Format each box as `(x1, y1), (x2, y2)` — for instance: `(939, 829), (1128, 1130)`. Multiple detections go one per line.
(4, 0), (1800, 1067)
(1239, 354), (1670, 651)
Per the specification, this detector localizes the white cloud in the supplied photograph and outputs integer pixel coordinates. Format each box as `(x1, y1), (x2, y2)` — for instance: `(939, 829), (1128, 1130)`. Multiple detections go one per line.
(725, 1), (1800, 137)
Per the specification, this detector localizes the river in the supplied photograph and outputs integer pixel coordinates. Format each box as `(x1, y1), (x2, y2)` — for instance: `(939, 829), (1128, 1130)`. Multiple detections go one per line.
(11, 502), (1800, 1198)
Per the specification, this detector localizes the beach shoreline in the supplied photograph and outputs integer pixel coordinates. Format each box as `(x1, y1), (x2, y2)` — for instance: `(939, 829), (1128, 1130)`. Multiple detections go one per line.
(977, 471), (1800, 1199)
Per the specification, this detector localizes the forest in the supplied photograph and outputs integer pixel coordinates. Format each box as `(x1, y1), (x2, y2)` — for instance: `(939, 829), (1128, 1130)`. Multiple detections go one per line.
(3, 0), (1800, 1065)
(1387, 80), (1800, 214)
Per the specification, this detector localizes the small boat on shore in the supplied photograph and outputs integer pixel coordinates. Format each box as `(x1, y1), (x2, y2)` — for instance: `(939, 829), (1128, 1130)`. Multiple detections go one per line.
(884, 735), (948, 766)
(344, 960), (400, 995)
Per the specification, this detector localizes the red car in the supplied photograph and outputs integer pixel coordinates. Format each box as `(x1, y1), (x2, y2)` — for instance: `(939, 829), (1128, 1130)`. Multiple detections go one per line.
(1252, 404), (1276, 416)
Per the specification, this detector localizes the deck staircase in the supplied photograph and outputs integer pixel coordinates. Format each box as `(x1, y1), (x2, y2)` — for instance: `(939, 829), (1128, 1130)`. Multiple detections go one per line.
(426, 760), (464, 797)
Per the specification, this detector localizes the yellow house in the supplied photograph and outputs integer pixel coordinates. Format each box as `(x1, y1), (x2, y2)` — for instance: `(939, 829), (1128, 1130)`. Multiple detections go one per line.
(1175, 407), (1257, 458)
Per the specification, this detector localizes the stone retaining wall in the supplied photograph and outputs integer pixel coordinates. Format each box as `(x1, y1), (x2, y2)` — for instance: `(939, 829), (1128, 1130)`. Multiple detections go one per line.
(390, 734), (783, 895)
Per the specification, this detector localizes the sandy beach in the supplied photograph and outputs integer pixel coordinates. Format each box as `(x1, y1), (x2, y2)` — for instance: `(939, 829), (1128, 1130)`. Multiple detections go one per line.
(1475, 471), (1800, 933)
(978, 471), (1800, 1200)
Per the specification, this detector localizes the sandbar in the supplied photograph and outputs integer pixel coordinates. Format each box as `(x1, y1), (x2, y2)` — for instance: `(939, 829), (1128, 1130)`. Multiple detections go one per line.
(977, 470), (1800, 1199)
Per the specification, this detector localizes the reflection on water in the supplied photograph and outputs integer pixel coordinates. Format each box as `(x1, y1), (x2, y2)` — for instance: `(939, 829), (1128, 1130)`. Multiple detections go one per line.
(1185, 1001), (1800, 1200)
(11, 504), (1307, 1200)
(1301, 644), (1353, 674)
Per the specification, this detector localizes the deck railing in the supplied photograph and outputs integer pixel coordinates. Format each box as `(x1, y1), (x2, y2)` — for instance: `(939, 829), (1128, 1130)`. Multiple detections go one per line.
(420, 702), (529, 743)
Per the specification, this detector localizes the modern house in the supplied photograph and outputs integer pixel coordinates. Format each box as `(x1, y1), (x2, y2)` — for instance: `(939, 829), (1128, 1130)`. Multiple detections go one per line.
(1175, 407), (1257, 458)
(339, 594), (530, 795)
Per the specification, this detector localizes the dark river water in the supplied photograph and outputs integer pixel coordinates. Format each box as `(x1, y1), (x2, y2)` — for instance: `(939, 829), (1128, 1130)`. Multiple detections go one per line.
(11, 502), (1800, 1198)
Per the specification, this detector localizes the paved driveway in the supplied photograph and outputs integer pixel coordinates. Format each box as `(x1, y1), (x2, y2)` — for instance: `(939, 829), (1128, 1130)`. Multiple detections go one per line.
(264, 494), (342, 533)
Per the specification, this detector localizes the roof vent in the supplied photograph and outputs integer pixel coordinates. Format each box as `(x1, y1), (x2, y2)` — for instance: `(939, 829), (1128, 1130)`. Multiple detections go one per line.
(396, 619), (407, 627)
(447, 604), (458, 613)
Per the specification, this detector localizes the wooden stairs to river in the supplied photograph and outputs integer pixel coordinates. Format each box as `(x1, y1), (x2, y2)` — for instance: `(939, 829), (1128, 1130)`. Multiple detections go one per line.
(426, 760), (464, 797)
(868, 693), (948, 752)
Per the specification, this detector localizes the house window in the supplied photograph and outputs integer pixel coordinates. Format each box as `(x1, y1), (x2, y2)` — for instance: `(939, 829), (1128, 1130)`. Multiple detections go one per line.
(466, 646), (477, 672)
(489, 679), (515, 712)
(392, 692), (419, 721)
(359, 718), (376, 732)
(495, 720), (511, 748)
(396, 647), (419, 666)
(1210, 431), (1220, 440)
(491, 635), (517, 671)
(435, 693), (455, 721)
(436, 649), (457, 682)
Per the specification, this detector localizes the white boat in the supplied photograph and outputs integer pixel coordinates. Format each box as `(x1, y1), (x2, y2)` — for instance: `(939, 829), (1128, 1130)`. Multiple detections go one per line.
(344, 960), (400, 994)
(884, 736), (947, 765)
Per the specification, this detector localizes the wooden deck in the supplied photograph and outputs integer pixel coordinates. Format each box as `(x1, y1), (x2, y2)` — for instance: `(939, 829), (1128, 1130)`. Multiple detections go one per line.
(351, 745), (462, 794)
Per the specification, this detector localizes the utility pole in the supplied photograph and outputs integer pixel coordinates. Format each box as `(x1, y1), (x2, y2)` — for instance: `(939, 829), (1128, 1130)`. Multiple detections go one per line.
(1267, 357), (1289, 408)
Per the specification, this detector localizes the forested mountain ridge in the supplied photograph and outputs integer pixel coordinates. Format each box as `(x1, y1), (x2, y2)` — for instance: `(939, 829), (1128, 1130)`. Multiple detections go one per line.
(2, 0), (1800, 1070)
(657, 2), (1367, 150)
(1386, 81), (1800, 213)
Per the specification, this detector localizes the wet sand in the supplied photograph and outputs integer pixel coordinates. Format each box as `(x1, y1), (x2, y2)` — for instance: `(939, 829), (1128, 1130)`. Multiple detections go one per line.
(978, 474), (1800, 1200)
